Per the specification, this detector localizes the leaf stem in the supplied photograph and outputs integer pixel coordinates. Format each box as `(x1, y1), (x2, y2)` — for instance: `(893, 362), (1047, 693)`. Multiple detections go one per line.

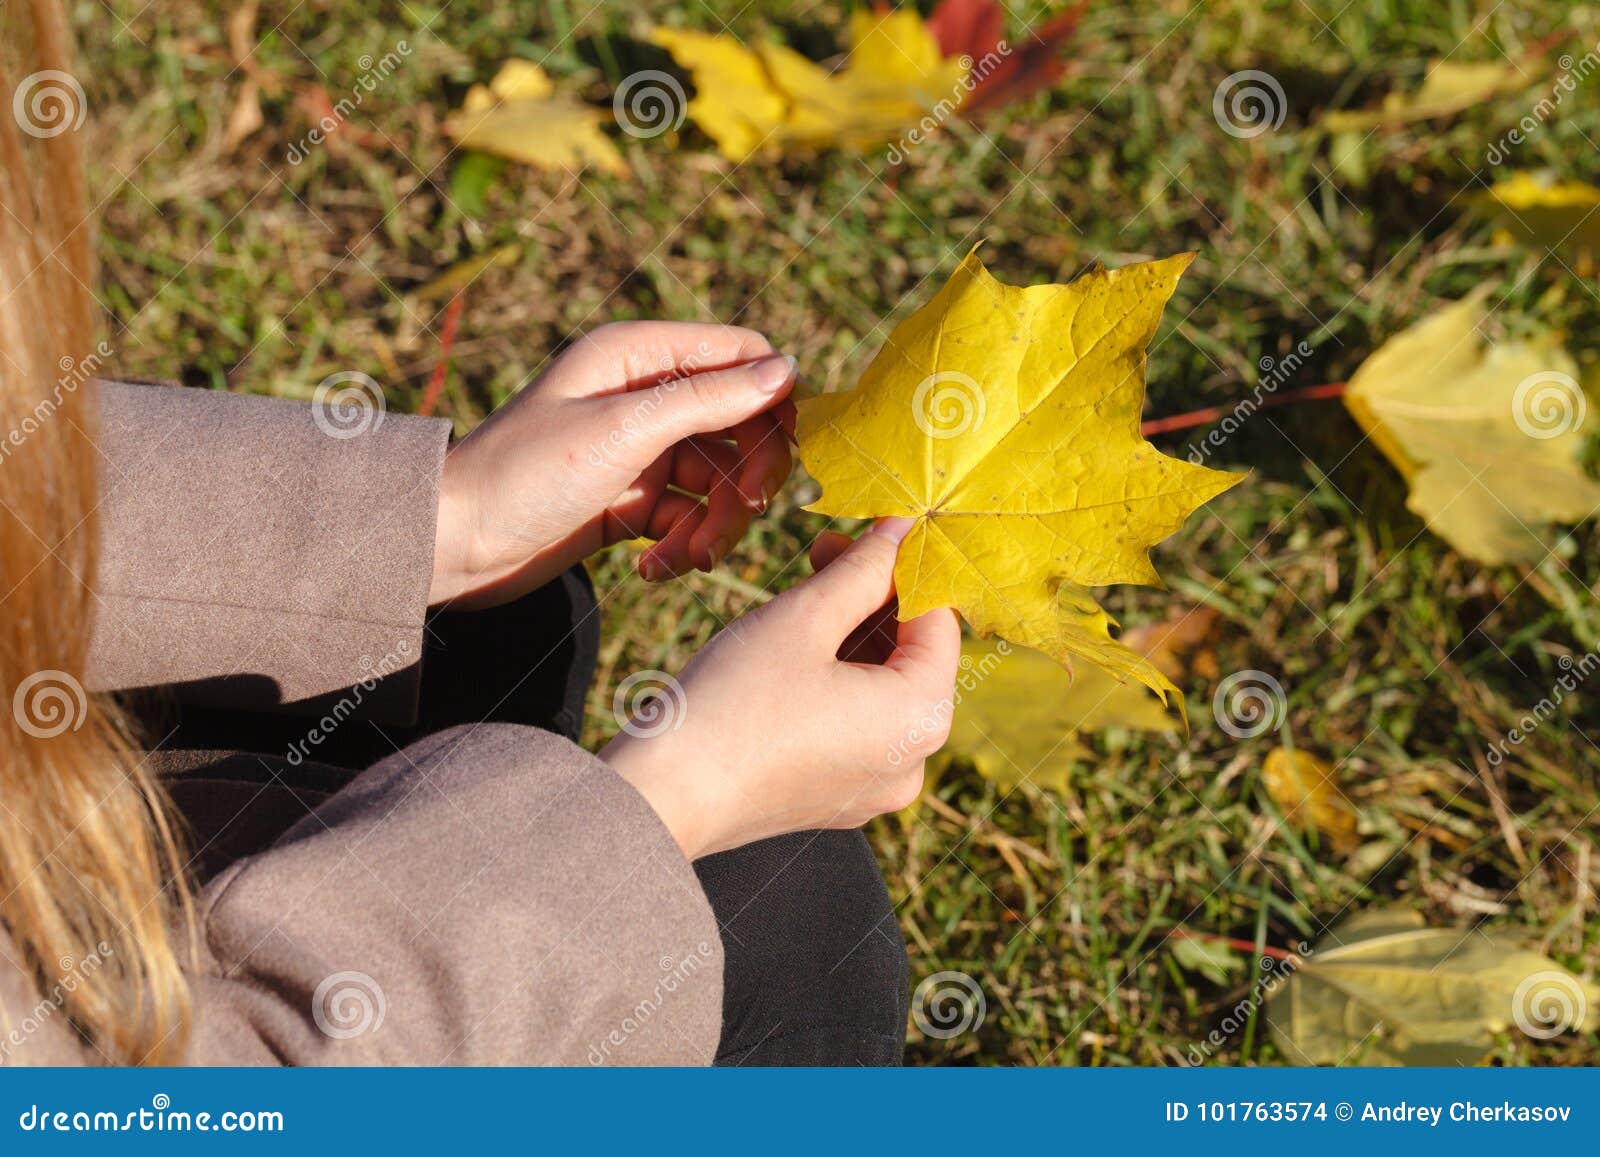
(1167, 928), (1301, 961)
(1141, 382), (1348, 438)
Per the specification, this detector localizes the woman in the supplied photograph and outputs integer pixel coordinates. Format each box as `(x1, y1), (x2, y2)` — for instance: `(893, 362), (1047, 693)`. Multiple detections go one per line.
(0, 1), (959, 1065)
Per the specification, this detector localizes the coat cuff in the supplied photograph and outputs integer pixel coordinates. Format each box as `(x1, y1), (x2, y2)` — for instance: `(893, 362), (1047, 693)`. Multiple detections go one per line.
(190, 724), (724, 1065)
(84, 380), (451, 724)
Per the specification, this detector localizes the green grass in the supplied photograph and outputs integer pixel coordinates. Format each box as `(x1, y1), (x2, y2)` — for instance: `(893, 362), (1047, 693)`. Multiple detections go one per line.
(88, 0), (1599, 1065)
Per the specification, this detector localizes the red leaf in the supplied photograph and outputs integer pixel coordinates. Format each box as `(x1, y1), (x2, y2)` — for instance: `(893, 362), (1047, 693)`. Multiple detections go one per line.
(958, 0), (1090, 117)
(928, 0), (1005, 62)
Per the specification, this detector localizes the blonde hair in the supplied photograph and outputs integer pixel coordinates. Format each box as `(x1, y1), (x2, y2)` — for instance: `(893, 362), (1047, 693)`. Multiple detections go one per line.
(0, 0), (191, 1063)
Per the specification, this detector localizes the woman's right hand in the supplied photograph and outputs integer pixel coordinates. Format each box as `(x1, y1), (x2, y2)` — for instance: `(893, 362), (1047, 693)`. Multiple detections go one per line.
(602, 518), (961, 860)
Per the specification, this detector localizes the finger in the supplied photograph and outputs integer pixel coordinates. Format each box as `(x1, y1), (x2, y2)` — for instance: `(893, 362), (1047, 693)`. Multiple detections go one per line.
(807, 531), (852, 572)
(726, 412), (793, 511)
(839, 599), (900, 666)
(687, 473), (750, 571)
(575, 322), (777, 390)
(598, 354), (796, 466)
(789, 517), (914, 642)
(773, 398), (797, 442)
(672, 437), (741, 496)
(885, 607), (962, 692)
(812, 531), (898, 663)
(638, 497), (707, 581)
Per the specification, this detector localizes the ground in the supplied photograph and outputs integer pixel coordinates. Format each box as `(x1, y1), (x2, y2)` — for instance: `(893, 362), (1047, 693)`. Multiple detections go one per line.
(88, 0), (1598, 1064)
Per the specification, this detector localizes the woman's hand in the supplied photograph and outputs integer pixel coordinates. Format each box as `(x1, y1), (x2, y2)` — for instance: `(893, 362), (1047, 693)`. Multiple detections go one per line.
(602, 519), (962, 861)
(430, 321), (797, 608)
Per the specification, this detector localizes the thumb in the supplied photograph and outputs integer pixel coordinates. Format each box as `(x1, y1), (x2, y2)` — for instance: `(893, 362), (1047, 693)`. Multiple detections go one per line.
(597, 354), (795, 464)
(791, 518), (915, 640)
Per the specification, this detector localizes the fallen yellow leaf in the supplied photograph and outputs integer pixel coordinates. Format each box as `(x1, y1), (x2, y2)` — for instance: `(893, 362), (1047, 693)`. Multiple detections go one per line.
(797, 249), (1245, 712)
(652, 10), (967, 161)
(1343, 295), (1600, 563)
(925, 636), (1179, 800)
(1262, 747), (1359, 852)
(1267, 907), (1600, 1065)
(444, 60), (628, 177)
(1323, 58), (1537, 132)
(1482, 171), (1600, 266)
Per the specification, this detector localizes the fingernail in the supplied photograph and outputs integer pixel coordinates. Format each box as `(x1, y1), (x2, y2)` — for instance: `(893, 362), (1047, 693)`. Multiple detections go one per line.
(873, 516), (915, 543)
(708, 536), (731, 566)
(755, 354), (796, 394)
(639, 554), (661, 581)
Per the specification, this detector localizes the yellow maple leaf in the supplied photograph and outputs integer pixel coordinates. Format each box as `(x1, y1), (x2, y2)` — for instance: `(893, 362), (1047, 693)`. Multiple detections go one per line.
(1344, 295), (1600, 563)
(796, 249), (1245, 713)
(929, 636), (1179, 800)
(652, 10), (967, 162)
(1267, 907), (1600, 1065)
(444, 60), (628, 177)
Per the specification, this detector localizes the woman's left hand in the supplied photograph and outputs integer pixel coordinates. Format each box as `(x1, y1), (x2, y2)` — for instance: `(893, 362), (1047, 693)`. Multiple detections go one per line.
(429, 321), (797, 609)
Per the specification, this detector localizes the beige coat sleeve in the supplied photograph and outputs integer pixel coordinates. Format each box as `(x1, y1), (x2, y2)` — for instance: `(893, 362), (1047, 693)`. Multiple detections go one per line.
(83, 379), (451, 724)
(0, 724), (724, 1065)
(186, 723), (723, 1065)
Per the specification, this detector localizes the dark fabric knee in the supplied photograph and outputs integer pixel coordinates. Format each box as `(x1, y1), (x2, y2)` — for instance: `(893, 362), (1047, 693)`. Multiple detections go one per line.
(694, 828), (909, 1066)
